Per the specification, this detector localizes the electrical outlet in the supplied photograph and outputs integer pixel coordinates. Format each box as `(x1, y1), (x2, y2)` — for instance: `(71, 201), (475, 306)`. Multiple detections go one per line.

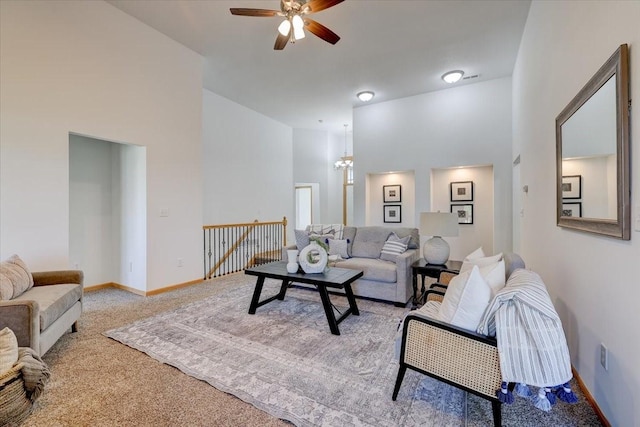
(600, 343), (608, 370)
(177, 258), (183, 267)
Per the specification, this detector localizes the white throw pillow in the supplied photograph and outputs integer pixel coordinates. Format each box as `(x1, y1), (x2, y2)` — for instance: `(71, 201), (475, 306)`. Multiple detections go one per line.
(460, 252), (503, 273)
(328, 239), (349, 258)
(478, 260), (506, 295)
(0, 327), (19, 376)
(437, 265), (492, 331)
(464, 247), (486, 261)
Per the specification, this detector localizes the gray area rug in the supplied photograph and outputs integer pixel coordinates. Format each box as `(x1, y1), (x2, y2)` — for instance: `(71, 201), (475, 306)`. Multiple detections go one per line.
(104, 279), (601, 426)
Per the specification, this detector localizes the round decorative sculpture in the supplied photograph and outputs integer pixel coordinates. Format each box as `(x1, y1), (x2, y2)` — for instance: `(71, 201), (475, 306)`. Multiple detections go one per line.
(286, 249), (299, 273)
(298, 241), (328, 274)
(423, 236), (450, 265)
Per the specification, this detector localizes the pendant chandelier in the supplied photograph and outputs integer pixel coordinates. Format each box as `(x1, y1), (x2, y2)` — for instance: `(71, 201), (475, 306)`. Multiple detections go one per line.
(334, 124), (353, 170)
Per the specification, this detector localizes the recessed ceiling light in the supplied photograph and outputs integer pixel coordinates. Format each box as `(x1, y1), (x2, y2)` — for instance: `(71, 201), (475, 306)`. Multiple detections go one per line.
(357, 91), (375, 102)
(442, 70), (464, 84)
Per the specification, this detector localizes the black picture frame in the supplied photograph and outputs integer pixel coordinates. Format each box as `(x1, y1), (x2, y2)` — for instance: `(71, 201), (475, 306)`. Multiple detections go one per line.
(561, 202), (582, 218)
(383, 185), (401, 203)
(562, 175), (582, 199)
(383, 205), (401, 223)
(451, 204), (473, 224)
(450, 181), (474, 202)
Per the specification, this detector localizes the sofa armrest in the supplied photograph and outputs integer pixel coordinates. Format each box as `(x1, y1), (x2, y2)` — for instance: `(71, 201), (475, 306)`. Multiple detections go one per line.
(399, 313), (501, 399)
(394, 249), (420, 303)
(0, 300), (40, 352)
(32, 270), (83, 286)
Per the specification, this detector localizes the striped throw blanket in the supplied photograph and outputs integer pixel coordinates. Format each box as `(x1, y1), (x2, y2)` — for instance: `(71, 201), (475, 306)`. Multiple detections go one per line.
(477, 268), (572, 387)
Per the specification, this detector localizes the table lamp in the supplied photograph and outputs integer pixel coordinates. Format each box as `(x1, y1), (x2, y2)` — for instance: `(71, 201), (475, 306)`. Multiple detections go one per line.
(419, 212), (459, 265)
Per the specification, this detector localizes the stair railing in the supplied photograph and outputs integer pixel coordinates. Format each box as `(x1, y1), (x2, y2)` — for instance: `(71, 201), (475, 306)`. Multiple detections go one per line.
(203, 217), (287, 279)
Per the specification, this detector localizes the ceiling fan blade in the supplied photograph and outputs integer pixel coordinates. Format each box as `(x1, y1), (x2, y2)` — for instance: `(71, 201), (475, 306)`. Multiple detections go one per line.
(230, 8), (280, 17)
(304, 18), (340, 45)
(274, 32), (289, 50)
(304, 0), (344, 14)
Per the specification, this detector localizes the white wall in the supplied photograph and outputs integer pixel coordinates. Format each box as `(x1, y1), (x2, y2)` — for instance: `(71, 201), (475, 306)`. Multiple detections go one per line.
(512, 1), (640, 425)
(366, 172), (415, 227)
(431, 166), (494, 259)
(353, 77), (513, 253)
(202, 90), (294, 241)
(0, 1), (203, 291)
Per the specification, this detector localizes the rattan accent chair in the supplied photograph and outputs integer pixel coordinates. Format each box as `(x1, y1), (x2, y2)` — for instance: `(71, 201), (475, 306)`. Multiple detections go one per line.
(392, 291), (504, 426)
(393, 253), (525, 426)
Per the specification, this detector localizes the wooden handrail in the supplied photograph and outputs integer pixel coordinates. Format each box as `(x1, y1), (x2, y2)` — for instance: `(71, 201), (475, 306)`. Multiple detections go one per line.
(203, 217), (287, 279)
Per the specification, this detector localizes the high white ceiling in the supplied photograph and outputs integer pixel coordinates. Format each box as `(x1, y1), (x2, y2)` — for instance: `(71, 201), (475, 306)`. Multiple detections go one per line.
(107, 0), (531, 133)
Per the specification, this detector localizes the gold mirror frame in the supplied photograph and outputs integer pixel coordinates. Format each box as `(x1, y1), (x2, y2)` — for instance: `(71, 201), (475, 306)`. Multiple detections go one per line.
(556, 44), (630, 240)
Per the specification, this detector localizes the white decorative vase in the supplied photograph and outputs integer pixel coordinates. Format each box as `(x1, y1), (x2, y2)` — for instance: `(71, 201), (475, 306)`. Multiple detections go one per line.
(298, 241), (328, 274)
(286, 249), (299, 273)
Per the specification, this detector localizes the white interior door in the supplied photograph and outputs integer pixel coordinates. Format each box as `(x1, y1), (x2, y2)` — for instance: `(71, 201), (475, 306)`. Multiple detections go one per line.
(295, 186), (312, 229)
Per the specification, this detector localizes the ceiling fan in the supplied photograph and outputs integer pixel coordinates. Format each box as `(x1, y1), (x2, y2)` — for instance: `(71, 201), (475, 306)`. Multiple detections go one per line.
(230, 0), (344, 50)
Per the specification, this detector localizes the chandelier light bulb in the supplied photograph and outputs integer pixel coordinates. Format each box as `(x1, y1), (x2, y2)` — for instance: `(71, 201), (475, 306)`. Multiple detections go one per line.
(292, 14), (304, 29)
(293, 26), (305, 40)
(278, 19), (291, 36)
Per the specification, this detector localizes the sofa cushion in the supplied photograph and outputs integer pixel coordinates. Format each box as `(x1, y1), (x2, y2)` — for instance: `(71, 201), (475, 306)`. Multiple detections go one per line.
(0, 327), (19, 376)
(437, 265), (491, 331)
(478, 260), (506, 296)
(379, 233), (410, 262)
(335, 258), (397, 283)
(13, 284), (82, 332)
(351, 227), (392, 259)
(0, 254), (34, 300)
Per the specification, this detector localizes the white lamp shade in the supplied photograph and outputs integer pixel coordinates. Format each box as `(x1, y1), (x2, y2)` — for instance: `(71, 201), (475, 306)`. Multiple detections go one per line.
(419, 212), (459, 237)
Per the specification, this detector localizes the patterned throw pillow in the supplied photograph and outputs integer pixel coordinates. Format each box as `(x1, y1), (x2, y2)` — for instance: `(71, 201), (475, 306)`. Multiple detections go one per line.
(379, 233), (410, 262)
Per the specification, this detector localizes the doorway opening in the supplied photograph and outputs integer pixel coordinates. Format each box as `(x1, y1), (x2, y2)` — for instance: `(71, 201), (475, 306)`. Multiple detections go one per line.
(69, 133), (146, 290)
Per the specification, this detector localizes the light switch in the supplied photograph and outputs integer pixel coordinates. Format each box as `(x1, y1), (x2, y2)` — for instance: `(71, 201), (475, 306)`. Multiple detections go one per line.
(160, 208), (169, 217)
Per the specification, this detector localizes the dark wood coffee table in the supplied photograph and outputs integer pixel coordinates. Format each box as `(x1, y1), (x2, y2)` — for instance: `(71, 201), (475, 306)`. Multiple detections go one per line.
(244, 261), (363, 335)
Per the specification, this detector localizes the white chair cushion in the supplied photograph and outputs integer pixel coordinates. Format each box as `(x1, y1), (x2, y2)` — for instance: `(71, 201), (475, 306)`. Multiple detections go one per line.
(437, 265), (492, 331)
(478, 260), (506, 295)
(464, 247), (486, 260)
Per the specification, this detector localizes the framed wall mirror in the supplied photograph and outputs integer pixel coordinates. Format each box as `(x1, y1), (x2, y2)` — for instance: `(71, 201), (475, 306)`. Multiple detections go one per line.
(556, 44), (630, 240)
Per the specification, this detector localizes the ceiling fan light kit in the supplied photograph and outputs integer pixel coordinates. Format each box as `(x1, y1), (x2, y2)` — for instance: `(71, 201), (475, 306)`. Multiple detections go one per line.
(230, 0), (343, 50)
(357, 91), (375, 102)
(442, 70), (465, 84)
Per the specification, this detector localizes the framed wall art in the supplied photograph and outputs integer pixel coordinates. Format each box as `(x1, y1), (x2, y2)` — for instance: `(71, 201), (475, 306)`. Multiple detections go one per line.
(451, 204), (473, 224)
(450, 181), (474, 202)
(561, 202), (582, 218)
(383, 205), (402, 223)
(561, 175), (582, 199)
(383, 185), (401, 203)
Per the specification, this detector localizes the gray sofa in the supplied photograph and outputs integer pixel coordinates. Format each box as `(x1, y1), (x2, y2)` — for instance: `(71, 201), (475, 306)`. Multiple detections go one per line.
(1, 258), (83, 356)
(284, 226), (420, 306)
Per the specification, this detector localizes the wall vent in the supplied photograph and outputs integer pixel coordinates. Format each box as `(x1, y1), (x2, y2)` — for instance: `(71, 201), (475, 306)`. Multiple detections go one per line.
(463, 74), (480, 80)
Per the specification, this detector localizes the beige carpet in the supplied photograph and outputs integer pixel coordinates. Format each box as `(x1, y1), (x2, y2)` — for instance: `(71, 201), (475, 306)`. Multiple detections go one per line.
(24, 273), (288, 427)
(22, 272), (602, 426)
